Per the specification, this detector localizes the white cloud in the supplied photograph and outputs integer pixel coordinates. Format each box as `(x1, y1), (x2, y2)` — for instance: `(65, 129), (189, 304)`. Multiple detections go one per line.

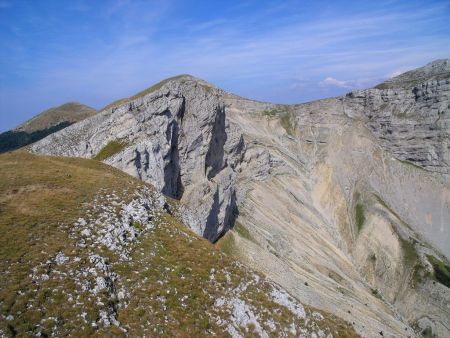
(320, 77), (353, 89)
(319, 76), (385, 90)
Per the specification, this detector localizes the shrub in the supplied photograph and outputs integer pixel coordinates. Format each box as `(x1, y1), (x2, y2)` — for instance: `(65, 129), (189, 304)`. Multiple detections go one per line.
(427, 255), (450, 288)
(355, 203), (365, 233)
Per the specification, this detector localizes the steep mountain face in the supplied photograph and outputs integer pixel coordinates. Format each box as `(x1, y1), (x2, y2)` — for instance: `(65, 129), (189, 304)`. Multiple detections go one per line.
(0, 102), (96, 153)
(31, 79), (244, 243)
(0, 152), (357, 337)
(30, 61), (450, 337)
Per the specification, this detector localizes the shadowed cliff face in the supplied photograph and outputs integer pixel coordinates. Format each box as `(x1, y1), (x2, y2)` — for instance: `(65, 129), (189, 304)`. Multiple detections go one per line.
(30, 62), (450, 337)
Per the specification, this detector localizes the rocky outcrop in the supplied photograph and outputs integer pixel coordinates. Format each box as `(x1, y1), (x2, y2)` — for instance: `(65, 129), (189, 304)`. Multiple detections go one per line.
(31, 76), (245, 242)
(343, 78), (450, 176)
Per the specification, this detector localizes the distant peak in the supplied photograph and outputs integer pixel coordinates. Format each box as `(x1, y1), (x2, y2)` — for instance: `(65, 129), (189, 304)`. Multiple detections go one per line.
(375, 58), (450, 90)
(14, 102), (96, 133)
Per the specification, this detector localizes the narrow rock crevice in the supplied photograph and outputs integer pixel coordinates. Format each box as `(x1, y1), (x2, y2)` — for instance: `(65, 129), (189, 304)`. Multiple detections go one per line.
(162, 98), (185, 199)
(163, 120), (182, 199)
(204, 188), (237, 242)
(205, 105), (227, 180)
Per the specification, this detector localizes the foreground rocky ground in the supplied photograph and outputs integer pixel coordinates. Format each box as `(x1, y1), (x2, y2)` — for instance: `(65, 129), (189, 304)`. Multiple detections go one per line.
(0, 151), (358, 337)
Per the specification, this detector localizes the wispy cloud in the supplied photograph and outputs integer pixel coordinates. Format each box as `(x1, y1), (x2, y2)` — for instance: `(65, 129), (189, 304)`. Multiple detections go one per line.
(320, 77), (354, 89)
(0, 1), (11, 9)
(319, 76), (383, 90)
(1, 0), (450, 130)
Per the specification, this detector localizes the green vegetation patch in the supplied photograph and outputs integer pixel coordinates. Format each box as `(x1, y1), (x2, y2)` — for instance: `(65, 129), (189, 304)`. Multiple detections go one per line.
(130, 74), (189, 99)
(427, 255), (450, 288)
(280, 112), (295, 136)
(94, 139), (129, 161)
(355, 203), (365, 233)
(262, 106), (296, 136)
(411, 263), (429, 288)
(262, 109), (278, 118)
(421, 327), (435, 338)
(398, 237), (426, 288)
(233, 221), (255, 243)
(0, 151), (143, 336)
(374, 83), (390, 90)
(399, 237), (419, 268)
(216, 231), (235, 256)
(200, 83), (213, 93)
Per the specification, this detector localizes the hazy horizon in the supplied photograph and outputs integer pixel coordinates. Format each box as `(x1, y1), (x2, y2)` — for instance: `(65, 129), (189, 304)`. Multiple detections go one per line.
(1, 0), (450, 132)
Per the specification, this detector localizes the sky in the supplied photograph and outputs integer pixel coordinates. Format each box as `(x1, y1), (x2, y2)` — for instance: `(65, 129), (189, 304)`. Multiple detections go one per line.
(1, 0), (450, 132)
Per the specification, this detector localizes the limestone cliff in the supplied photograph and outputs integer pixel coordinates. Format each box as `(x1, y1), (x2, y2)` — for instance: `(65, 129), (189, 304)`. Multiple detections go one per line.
(31, 77), (244, 243)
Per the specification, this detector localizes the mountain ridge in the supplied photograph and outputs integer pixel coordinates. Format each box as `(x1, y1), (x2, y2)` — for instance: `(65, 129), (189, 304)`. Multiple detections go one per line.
(5, 59), (450, 337)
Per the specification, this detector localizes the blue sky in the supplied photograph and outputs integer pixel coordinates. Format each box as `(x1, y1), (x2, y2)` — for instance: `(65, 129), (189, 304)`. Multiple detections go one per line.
(1, 0), (450, 132)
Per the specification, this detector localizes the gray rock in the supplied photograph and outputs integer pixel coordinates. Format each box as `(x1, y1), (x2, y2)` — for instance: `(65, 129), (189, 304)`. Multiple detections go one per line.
(343, 77), (450, 176)
(32, 76), (244, 242)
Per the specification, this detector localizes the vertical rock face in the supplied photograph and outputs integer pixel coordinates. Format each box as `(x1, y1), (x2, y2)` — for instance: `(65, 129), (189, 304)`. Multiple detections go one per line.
(31, 76), (245, 242)
(343, 78), (450, 176)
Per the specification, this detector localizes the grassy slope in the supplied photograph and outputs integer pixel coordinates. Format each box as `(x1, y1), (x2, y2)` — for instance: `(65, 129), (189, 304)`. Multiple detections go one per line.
(0, 151), (358, 337)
